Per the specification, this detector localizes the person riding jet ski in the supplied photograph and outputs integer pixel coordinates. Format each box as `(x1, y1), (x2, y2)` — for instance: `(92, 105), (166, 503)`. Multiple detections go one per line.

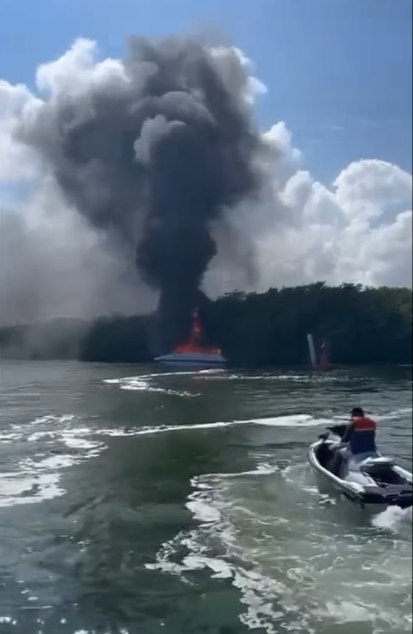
(332, 407), (377, 475)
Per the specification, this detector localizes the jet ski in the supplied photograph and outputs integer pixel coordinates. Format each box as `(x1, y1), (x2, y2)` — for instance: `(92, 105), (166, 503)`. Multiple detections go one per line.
(308, 424), (412, 511)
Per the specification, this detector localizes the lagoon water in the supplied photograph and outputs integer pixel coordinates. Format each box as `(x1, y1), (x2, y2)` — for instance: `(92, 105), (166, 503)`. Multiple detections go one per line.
(0, 361), (411, 633)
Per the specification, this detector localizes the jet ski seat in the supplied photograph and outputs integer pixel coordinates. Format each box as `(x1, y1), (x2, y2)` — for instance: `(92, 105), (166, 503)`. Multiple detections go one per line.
(359, 456), (395, 469)
(358, 456), (399, 484)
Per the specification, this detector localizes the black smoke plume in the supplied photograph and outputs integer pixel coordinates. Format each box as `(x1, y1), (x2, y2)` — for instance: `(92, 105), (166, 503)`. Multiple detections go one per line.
(17, 36), (262, 352)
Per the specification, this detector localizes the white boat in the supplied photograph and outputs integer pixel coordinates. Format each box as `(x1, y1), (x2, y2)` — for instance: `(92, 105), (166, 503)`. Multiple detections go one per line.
(154, 350), (225, 367)
(155, 309), (226, 368)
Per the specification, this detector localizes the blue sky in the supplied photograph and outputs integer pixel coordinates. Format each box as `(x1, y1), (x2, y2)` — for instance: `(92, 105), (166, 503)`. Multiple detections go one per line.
(0, 0), (411, 182)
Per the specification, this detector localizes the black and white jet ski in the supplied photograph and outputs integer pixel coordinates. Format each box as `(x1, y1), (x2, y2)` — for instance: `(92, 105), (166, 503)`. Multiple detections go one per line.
(308, 424), (412, 511)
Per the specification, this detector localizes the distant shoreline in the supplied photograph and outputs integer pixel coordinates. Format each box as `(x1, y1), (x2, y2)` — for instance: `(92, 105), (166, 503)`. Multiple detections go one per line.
(1, 283), (412, 367)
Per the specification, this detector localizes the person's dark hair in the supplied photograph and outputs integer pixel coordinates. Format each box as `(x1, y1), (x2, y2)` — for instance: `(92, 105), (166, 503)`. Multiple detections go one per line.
(351, 407), (365, 418)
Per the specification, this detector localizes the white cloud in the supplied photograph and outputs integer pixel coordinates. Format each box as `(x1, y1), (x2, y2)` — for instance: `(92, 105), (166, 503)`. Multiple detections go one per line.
(334, 159), (412, 221)
(205, 123), (412, 295)
(35, 38), (127, 99)
(210, 45), (268, 105)
(0, 80), (41, 182)
(0, 39), (411, 323)
(283, 156), (412, 288)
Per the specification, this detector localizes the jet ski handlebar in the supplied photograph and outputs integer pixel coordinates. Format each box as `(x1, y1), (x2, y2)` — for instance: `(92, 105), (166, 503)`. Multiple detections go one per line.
(319, 423), (349, 440)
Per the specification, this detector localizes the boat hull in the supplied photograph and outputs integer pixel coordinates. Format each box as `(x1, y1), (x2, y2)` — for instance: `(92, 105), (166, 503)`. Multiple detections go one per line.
(154, 351), (226, 367)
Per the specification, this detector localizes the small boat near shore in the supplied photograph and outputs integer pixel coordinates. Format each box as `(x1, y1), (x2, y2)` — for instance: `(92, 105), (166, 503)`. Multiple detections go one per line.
(308, 424), (412, 512)
(154, 349), (225, 367)
(155, 309), (226, 368)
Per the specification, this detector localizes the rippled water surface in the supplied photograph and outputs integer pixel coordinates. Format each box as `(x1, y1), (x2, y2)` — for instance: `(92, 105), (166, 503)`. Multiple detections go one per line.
(0, 361), (411, 634)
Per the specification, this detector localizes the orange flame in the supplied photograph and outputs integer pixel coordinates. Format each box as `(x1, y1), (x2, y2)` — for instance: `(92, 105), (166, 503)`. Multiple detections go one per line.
(173, 309), (222, 355)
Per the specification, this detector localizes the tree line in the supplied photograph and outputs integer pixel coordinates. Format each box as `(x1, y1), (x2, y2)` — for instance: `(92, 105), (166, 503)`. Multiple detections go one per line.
(0, 284), (411, 366)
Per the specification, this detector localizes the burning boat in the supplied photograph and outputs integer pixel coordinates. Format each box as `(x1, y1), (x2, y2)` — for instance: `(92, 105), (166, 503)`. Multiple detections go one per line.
(155, 310), (226, 367)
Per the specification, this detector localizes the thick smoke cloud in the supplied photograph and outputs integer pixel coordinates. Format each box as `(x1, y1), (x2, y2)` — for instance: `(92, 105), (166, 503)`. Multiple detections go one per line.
(14, 36), (263, 351)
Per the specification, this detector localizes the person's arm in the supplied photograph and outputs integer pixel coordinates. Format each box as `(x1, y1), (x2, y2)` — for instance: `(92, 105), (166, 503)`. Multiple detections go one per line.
(342, 422), (354, 443)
